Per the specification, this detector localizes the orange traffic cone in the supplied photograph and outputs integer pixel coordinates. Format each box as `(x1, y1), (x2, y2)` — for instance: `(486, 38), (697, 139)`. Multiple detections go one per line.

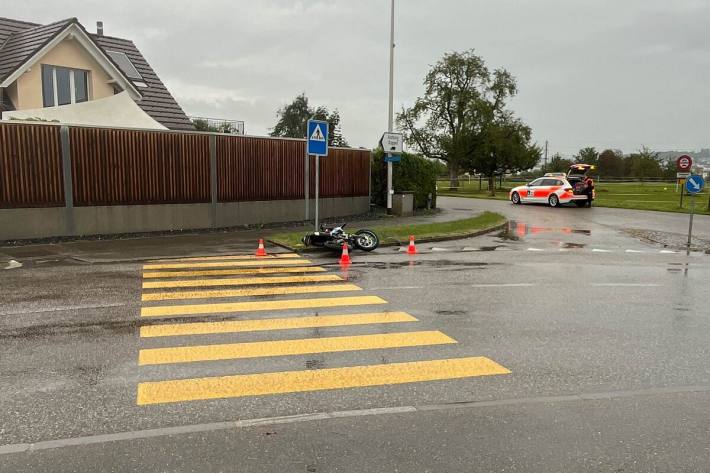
(339, 243), (351, 265)
(255, 239), (267, 257)
(407, 235), (417, 255)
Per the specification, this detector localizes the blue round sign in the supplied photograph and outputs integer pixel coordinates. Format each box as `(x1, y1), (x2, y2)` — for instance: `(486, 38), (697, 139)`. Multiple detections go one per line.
(685, 175), (705, 194)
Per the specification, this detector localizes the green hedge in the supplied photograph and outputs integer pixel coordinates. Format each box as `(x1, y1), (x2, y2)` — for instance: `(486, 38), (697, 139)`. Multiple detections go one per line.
(371, 150), (438, 209)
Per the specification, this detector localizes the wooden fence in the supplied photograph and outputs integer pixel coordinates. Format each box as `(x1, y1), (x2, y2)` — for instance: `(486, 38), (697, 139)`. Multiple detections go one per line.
(0, 122), (370, 209)
(0, 123), (64, 208)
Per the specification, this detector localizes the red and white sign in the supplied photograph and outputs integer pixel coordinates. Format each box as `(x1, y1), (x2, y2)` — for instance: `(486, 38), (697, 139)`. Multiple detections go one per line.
(677, 155), (693, 171)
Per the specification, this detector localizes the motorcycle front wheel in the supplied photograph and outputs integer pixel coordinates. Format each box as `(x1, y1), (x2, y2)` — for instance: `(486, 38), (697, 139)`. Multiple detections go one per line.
(354, 229), (379, 252)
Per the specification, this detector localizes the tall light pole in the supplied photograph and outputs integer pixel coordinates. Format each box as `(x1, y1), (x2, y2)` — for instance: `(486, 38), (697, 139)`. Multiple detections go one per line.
(386, 0), (395, 214)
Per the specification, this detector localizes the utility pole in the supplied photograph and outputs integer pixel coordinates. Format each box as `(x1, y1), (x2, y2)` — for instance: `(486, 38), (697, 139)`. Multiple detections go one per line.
(386, 0), (395, 214)
(543, 140), (548, 173)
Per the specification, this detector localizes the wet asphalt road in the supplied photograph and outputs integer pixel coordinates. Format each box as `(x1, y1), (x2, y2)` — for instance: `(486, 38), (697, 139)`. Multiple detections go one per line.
(1, 198), (710, 472)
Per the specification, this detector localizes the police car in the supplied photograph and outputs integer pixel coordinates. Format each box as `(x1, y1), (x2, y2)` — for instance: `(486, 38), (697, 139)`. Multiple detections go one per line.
(510, 164), (595, 208)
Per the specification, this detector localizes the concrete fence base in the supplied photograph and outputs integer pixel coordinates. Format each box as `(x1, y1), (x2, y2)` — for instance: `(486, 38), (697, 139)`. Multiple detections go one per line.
(0, 196), (370, 241)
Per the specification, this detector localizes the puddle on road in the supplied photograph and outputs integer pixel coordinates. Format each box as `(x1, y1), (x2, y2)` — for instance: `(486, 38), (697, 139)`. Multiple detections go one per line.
(562, 242), (586, 249)
(499, 221), (593, 240)
(435, 309), (468, 316)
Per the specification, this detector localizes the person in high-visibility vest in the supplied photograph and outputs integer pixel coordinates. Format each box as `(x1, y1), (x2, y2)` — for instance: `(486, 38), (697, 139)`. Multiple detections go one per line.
(584, 176), (595, 207)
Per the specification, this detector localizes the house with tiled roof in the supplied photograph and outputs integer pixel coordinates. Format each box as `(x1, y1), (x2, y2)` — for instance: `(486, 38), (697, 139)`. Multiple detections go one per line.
(0, 16), (193, 130)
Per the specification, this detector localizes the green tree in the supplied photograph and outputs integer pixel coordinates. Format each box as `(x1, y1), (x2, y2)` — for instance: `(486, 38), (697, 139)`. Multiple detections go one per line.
(574, 147), (599, 166)
(597, 149), (624, 177)
(547, 153), (574, 173)
(397, 50), (538, 190)
(627, 146), (662, 180)
(467, 116), (541, 195)
(270, 93), (348, 147)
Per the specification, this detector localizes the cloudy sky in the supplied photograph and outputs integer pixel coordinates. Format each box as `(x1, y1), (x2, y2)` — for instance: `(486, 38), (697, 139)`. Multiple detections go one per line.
(7, 1), (710, 156)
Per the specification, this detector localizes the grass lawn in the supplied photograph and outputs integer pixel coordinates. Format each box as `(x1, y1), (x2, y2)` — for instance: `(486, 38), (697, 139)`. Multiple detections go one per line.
(269, 211), (507, 250)
(438, 180), (710, 215)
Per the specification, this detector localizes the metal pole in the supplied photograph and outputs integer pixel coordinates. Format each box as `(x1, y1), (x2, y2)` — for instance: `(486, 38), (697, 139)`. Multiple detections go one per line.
(687, 194), (696, 256)
(680, 181), (684, 208)
(386, 0), (395, 214)
(543, 140), (548, 173)
(314, 155), (320, 231)
(305, 149), (310, 220)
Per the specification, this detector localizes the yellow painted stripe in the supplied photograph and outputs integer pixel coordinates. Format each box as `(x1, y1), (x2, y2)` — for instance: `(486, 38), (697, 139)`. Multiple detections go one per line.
(142, 283), (361, 302)
(138, 331), (456, 366)
(140, 311), (417, 338)
(143, 266), (326, 279)
(150, 253), (300, 263)
(141, 295), (388, 318)
(143, 274), (342, 289)
(143, 259), (311, 270)
(137, 356), (511, 405)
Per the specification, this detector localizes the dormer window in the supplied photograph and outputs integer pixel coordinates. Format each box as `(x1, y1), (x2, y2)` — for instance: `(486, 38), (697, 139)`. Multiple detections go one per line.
(42, 64), (89, 107)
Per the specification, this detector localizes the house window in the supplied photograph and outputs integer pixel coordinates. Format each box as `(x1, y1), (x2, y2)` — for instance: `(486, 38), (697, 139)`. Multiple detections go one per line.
(41, 65), (89, 107)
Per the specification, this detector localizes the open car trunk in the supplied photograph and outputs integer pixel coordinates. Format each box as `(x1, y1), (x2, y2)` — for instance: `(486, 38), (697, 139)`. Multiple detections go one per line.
(567, 164), (595, 195)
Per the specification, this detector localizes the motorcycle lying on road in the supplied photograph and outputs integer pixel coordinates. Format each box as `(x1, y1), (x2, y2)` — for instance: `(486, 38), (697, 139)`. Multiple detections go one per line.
(302, 223), (379, 252)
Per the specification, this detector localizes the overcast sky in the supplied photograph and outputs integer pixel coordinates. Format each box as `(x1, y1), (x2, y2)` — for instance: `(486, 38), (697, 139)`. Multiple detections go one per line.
(7, 1), (710, 156)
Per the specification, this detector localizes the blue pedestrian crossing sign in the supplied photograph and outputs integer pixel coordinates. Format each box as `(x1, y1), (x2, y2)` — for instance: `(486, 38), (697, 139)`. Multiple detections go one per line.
(307, 119), (329, 156)
(685, 175), (705, 194)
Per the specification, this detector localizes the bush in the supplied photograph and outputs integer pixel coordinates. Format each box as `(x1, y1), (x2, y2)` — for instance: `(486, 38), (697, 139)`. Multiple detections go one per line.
(371, 150), (438, 209)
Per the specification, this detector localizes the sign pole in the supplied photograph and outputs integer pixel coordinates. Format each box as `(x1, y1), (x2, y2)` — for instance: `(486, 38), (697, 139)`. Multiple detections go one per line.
(687, 193), (695, 256)
(305, 150), (310, 221)
(680, 181), (684, 208)
(306, 119), (328, 231)
(386, 0), (395, 215)
(314, 155), (319, 231)
(683, 174), (705, 256)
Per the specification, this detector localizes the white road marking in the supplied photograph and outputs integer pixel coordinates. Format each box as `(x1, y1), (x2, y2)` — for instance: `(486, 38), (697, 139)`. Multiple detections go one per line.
(527, 248), (544, 252)
(592, 249), (612, 253)
(470, 283), (536, 288)
(659, 250), (676, 254)
(625, 250), (644, 253)
(3, 260), (22, 270)
(377, 286), (425, 290)
(590, 283), (661, 287)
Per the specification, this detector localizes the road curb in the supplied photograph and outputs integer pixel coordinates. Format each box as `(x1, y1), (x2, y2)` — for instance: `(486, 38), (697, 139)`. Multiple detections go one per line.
(268, 220), (508, 252)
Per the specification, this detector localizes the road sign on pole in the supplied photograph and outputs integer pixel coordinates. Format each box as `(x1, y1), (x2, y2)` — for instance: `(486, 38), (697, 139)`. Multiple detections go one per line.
(684, 175), (705, 256)
(380, 132), (403, 154)
(381, 132), (403, 163)
(677, 155), (693, 172)
(685, 175), (705, 194)
(307, 120), (329, 157)
(307, 119), (329, 231)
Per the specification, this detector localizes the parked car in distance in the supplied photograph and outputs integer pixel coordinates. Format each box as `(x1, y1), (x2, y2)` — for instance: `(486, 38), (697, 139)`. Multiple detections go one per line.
(510, 165), (595, 207)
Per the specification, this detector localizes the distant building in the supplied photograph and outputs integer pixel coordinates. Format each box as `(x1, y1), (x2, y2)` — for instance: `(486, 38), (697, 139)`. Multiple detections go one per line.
(0, 17), (193, 130)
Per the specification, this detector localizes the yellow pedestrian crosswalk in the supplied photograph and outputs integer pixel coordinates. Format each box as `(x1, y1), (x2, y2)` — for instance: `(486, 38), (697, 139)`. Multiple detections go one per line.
(149, 253), (301, 263)
(142, 274), (342, 289)
(139, 311), (417, 338)
(141, 283), (361, 302)
(142, 266), (325, 279)
(139, 331), (456, 365)
(137, 357), (511, 405)
(143, 259), (311, 270)
(141, 295), (388, 318)
(135, 250), (511, 406)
